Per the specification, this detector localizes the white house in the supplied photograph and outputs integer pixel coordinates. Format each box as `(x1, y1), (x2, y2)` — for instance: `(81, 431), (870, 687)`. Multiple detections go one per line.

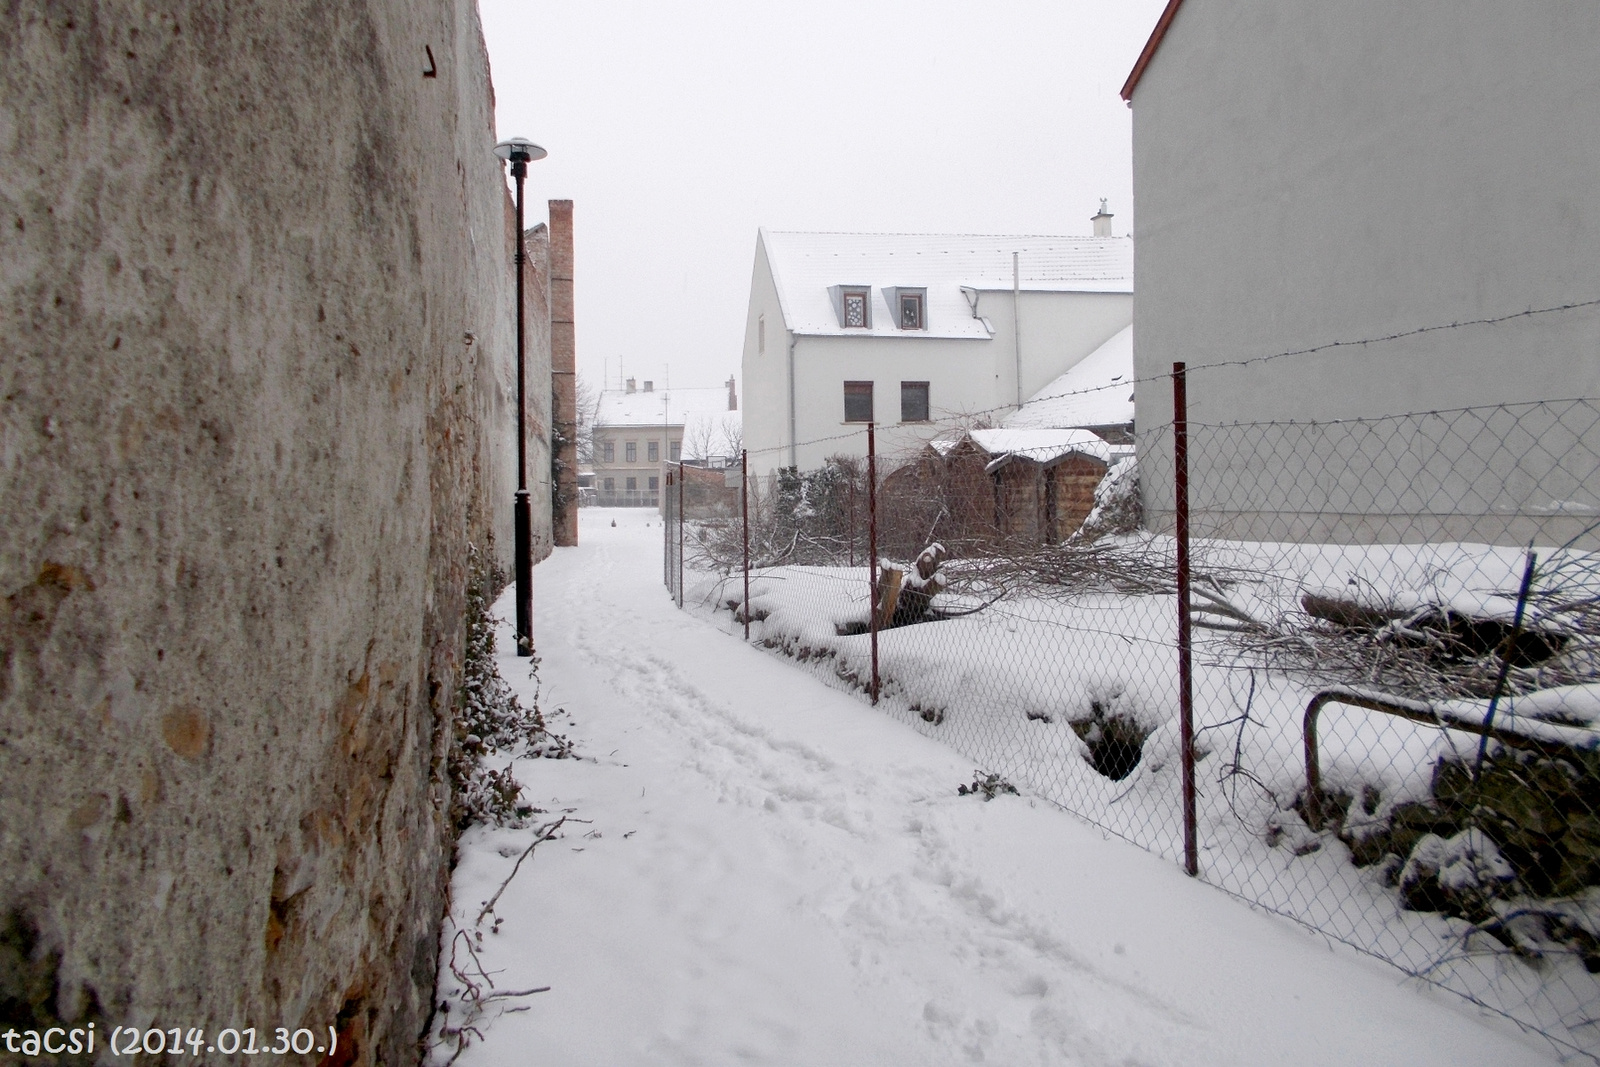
(592, 378), (740, 506)
(1123, 1), (1600, 546)
(740, 226), (1133, 476)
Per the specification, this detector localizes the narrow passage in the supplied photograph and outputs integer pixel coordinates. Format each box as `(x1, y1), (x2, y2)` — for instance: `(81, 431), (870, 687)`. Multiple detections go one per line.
(441, 508), (1553, 1067)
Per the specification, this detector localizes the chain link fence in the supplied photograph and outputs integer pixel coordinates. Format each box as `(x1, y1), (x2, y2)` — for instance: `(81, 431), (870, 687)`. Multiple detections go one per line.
(664, 379), (1600, 1059)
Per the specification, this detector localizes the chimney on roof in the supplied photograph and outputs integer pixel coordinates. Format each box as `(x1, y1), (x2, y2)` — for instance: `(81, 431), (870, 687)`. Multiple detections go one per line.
(1091, 199), (1114, 238)
(625, 377), (636, 394)
(642, 380), (653, 392)
(727, 376), (737, 411)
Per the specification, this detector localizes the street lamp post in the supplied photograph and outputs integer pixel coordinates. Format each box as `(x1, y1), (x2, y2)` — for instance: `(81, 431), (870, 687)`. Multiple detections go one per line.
(494, 136), (547, 656)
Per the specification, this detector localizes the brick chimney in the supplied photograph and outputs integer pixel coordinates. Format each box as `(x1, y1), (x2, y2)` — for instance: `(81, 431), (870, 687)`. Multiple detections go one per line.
(1091, 199), (1114, 237)
(625, 377), (636, 394)
(727, 376), (737, 411)
(549, 199), (578, 546)
(642, 380), (653, 392)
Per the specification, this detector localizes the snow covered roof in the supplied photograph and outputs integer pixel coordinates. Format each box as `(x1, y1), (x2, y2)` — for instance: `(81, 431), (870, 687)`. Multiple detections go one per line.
(931, 427), (1112, 468)
(595, 387), (732, 429)
(1003, 325), (1135, 431)
(761, 230), (1134, 339)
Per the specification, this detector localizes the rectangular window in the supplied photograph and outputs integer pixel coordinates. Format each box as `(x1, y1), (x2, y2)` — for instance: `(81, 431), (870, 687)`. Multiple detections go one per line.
(901, 381), (930, 422)
(626, 476), (638, 492)
(647, 441), (659, 462)
(670, 440), (681, 461)
(843, 290), (870, 328)
(625, 441), (637, 463)
(844, 381), (874, 423)
(758, 314), (766, 354)
(603, 478), (614, 492)
(603, 440), (615, 463)
(648, 476), (659, 492)
(898, 291), (923, 330)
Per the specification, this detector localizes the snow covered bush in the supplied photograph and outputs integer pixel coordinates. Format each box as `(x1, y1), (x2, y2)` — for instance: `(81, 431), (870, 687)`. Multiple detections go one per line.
(448, 550), (573, 831)
(1399, 828), (1514, 917)
(1073, 457), (1140, 541)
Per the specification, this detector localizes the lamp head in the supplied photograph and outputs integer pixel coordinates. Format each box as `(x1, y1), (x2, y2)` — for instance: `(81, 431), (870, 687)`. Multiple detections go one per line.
(494, 137), (547, 165)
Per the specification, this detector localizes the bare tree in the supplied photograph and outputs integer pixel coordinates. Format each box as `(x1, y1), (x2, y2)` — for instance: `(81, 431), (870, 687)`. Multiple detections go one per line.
(717, 413), (743, 460)
(681, 414), (719, 465)
(575, 373), (599, 464)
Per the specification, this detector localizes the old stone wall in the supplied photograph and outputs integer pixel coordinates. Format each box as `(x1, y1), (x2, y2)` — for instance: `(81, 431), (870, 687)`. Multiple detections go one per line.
(0, 1), (546, 1063)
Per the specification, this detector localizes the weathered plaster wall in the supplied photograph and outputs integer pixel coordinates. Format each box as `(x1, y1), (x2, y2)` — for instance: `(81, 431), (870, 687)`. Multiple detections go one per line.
(0, 1), (545, 1062)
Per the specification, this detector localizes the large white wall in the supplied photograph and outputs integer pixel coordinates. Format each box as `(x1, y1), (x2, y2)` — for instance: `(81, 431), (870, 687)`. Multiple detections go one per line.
(1130, 1), (1600, 546)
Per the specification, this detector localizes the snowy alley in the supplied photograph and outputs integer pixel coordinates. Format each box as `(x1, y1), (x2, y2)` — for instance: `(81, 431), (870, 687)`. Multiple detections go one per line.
(436, 508), (1560, 1066)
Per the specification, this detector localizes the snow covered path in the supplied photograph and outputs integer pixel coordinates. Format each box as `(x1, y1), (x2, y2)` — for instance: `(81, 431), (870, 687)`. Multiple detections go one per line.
(442, 508), (1557, 1066)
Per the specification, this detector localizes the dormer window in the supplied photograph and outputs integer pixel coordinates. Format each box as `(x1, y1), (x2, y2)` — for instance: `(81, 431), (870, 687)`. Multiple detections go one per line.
(829, 285), (873, 329)
(898, 291), (923, 330)
(882, 286), (928, 331)
(843, 289), (869, 328)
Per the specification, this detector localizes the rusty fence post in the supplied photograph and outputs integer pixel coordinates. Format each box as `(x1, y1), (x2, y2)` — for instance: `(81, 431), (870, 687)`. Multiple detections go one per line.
(848, 477), (856, 568)
(742, 450), (751, 641)
(867, 423), (880, 705)
(663, 469), (672, 592)
(677, 460), (685, 609)
(1173, 362), (1198, 877)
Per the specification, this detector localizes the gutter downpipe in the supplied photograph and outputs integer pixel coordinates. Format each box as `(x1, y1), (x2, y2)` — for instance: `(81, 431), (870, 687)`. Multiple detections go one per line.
(787, 332), (798, 469)
(1012, 251), (1022, 408)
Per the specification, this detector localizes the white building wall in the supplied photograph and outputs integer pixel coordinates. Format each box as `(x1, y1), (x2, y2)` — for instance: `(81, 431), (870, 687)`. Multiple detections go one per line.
(741, 235), (791, 469)
(788, 335), (993, 471)
(743, 239), (1134, 478)
(974, 290), (1134, 406)
(1130, 1), (1600, 546)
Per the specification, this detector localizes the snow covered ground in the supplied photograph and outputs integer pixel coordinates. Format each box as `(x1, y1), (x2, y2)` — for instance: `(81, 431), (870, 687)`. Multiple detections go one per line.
(435, 508), (1561, 1066)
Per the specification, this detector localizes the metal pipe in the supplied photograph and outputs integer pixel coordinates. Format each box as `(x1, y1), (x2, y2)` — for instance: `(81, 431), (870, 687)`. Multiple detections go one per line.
(787, 333), (798, 469)
(1173, 362), (1196, 876)
(741, 449), (750, 641)
(868, 422), (880, 705)
(1012, 251), (1022, 408)
(1301, 686), (1600, 832)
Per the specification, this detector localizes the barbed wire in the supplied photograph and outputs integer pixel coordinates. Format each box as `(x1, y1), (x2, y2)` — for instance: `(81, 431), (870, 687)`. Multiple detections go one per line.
(745, 390), (1600, 472)
(750, 296), (1600, 454)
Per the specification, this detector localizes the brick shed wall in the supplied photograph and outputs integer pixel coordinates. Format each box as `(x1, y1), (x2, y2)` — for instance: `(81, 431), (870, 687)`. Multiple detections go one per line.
(1051, 455), (1111, 538)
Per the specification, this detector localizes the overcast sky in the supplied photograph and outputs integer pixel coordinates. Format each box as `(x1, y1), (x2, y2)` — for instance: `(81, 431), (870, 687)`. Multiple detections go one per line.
(477, 0), (1167, 396)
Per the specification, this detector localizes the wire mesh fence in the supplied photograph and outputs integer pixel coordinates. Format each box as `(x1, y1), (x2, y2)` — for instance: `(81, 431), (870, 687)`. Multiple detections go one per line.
(664, 381), (1600, 1059)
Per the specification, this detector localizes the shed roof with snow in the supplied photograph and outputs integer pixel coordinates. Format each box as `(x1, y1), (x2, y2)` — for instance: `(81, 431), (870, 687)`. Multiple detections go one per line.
(1003, 325), (1135, 431)
(931, 428), (1114, 470)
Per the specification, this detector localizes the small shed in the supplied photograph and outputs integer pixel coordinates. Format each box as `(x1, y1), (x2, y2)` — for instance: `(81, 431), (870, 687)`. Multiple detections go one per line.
(883, 429), (1123, 553)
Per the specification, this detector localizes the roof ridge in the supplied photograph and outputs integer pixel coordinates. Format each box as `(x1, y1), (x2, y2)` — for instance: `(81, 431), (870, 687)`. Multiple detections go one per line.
(763, 230), (1128, 240)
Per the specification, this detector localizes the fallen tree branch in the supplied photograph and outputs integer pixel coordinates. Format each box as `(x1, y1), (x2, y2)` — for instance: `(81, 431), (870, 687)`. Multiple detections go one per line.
(476, 815), (567, 926)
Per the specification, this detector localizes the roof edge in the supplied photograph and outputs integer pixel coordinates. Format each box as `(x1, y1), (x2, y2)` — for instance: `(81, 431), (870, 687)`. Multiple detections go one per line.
(1120, 0), (1186, 102)
(756, 227), (799, 335)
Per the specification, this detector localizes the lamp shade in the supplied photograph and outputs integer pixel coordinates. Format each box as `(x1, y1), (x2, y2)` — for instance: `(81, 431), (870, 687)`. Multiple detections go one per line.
(493, 137), (547, 163)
